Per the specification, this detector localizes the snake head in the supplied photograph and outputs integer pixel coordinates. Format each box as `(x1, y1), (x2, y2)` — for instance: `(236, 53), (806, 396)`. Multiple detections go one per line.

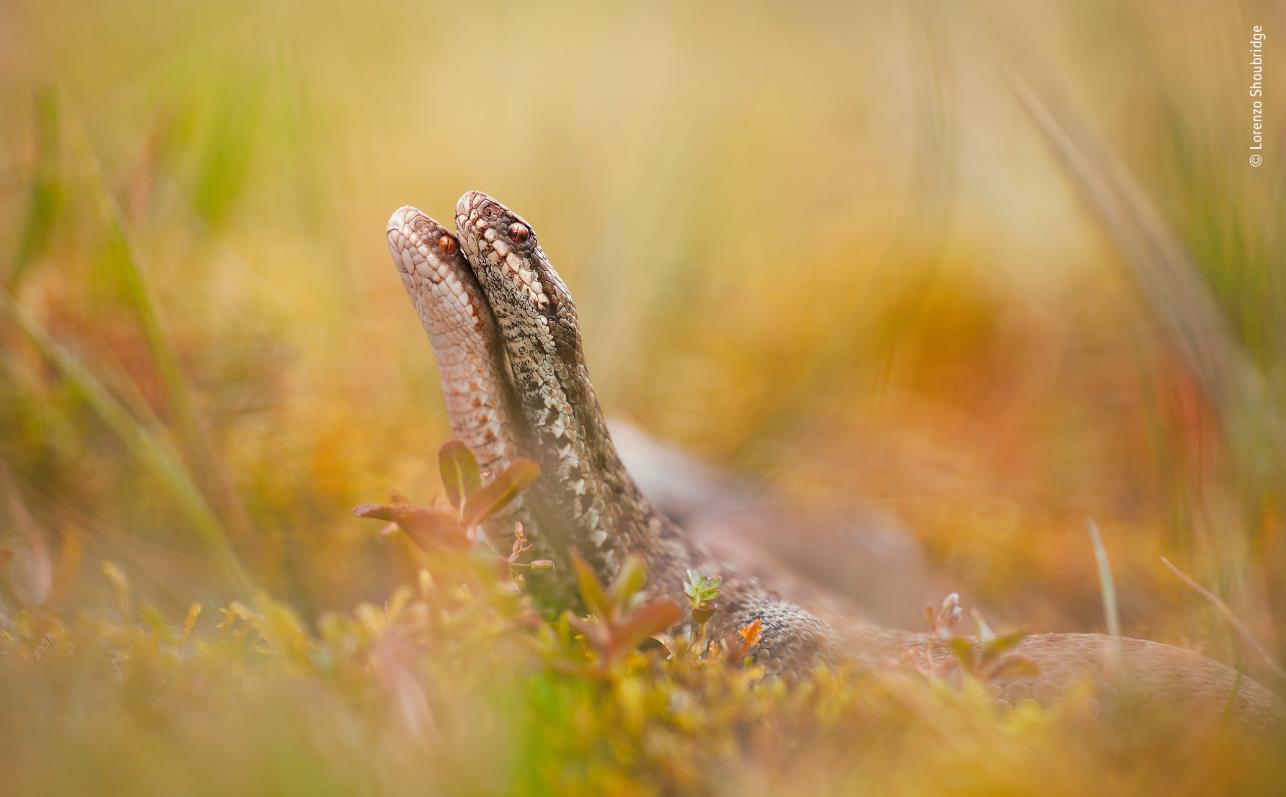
(386, 205), (467, 287)
(455, 191), (573, 320)
(385, 203), (523, 481)
(386, 204), (494, 341)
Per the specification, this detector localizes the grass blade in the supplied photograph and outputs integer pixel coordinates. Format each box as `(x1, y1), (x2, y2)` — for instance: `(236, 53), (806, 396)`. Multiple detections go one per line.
(0, 290), (252, 594)
(55, 85), (254, 542)
(1161, 555), (1285, 681)
(1086, 519), (1121, 670)
(1007, 72), (1261, 412)
(7, 87), (63, 291)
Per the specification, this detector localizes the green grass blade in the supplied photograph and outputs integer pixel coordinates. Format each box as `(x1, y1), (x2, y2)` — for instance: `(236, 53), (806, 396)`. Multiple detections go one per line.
(55, 86), (254, 541)
(0, 290), (252, 595)
(7, 87), (64, 291)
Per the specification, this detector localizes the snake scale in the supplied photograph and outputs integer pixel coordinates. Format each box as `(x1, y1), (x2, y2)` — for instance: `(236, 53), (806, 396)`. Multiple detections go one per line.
(385, 192), (1281, 732)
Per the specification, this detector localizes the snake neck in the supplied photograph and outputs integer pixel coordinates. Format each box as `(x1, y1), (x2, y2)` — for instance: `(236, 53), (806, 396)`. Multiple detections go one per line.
(455, 195), (677, 582)
(448, 194), (846, 672)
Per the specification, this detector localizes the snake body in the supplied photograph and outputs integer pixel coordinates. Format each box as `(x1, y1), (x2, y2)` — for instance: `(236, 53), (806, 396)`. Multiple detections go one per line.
(386, 193), (1281, 731)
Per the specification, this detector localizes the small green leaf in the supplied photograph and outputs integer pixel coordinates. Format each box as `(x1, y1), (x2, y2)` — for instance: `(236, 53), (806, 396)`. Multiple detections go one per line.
(683, 570), (721, 603)
(461, 458), (540, 528)
(438, 440), (482, 511)
(980, 630), (1029, 662)
(554, 609), (575, 646)
(609, 555), (647, 613)
(987, 655), (1041, 680)
(572, 551), (611, 620)
(9, 88), (63, 290)
(948, 637), (976, 673)
(140, 602), (176, 644)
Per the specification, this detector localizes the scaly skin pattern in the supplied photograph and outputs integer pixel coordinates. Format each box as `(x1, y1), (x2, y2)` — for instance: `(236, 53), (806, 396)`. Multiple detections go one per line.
(386, 207), (522, 477)
(386, 193), (1282, 731)
(452, 191), (839, 667)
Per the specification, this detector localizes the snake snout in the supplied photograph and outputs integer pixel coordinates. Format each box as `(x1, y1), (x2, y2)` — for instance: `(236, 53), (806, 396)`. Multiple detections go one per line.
(388, 205), (454, 256)
(455, 191), (485, 218)
(387, 205), (417, 235)
(389, 205), (441, 238)
(386, 206), (438, 279)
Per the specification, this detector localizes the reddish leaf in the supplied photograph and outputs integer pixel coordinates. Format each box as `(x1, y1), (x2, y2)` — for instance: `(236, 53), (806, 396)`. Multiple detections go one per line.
(612, 597), (683, 654)
(461, 458), (539, 528)
(691, 601), (717, 627)
(354, 502), (464, 551)
(438, 441), (481, 511)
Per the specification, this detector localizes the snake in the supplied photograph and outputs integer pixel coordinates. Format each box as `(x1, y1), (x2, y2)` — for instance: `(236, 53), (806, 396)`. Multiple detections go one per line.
(386, 192), (1282, 731)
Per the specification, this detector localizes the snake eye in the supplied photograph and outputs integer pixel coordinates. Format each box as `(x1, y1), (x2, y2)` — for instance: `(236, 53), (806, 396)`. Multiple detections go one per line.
(437, 235), (457, 255)
(508, 222), (530, 242)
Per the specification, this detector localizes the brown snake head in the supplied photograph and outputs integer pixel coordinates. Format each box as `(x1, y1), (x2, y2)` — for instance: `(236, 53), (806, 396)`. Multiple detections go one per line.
(385, 205), (521, 477)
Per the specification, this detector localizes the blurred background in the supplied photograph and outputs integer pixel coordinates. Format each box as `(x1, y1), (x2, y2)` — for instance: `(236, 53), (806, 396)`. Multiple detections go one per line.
(2, 0), (1284, 679)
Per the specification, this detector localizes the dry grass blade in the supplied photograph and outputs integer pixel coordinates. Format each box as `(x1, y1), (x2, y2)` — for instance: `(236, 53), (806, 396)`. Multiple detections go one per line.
(1007, 73), (1262, 412)
(1086, 519), (1121, 669)
(1160, 555), (1285, 682)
